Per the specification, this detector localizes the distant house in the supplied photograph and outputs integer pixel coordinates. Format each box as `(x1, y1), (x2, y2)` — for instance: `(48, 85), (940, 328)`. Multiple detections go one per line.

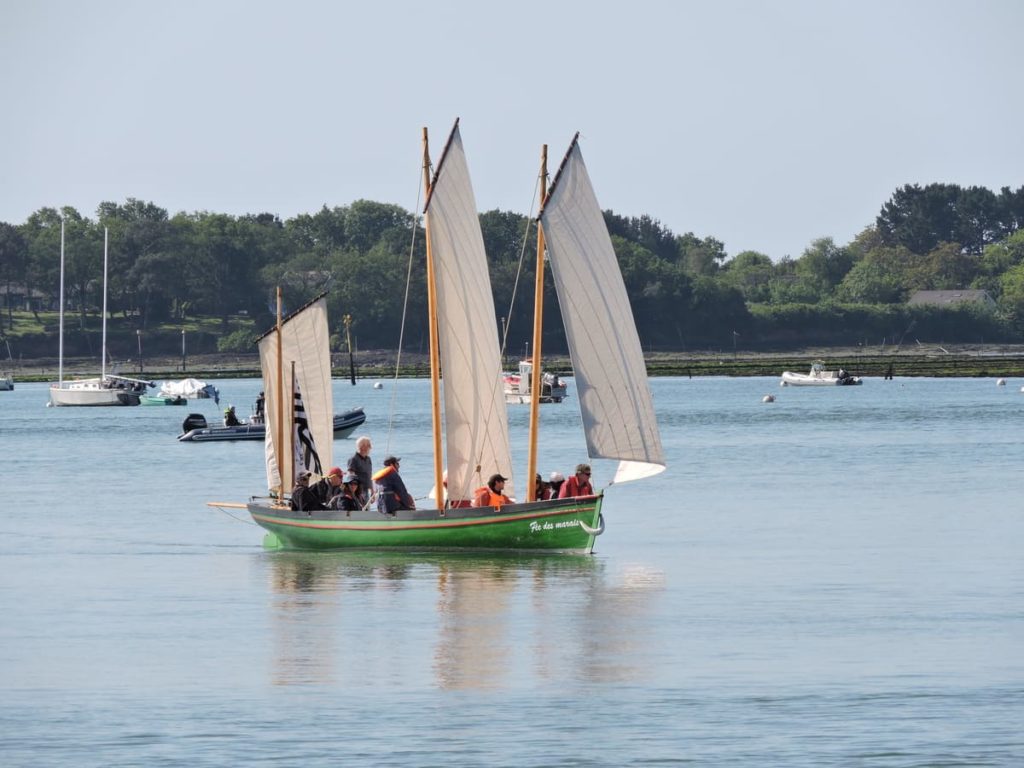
(907, 289), (996, 310)
(0, 283), (51, 312)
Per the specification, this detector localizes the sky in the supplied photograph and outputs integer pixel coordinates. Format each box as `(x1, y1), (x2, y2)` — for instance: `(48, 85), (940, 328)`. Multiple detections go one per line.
(2, 0), (1022, 261)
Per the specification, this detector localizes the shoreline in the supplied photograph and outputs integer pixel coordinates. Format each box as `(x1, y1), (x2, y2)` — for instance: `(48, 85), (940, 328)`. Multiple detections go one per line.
(8, 344), (1024, 382)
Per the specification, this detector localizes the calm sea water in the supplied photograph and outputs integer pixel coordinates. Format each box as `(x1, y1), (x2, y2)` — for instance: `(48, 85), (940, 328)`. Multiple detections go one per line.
(1, 375), (1022, 766)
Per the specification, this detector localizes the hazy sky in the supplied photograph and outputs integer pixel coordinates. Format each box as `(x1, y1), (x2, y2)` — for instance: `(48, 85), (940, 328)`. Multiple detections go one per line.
(2, 0), (1021, 261)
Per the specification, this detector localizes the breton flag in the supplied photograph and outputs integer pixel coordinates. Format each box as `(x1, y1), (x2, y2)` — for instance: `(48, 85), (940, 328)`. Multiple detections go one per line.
(293, 374), (322, 476)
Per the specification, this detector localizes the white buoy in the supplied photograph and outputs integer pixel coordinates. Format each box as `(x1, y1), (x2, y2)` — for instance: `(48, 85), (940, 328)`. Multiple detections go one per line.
(997, 378), (1006, 386)
(762, 394), (775, 403)
(373, 382), (383, 389)
(779, 380), (787, 387)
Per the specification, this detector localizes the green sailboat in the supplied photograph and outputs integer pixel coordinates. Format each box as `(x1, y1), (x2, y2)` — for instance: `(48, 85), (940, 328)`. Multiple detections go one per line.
(217, 121), (663, 552)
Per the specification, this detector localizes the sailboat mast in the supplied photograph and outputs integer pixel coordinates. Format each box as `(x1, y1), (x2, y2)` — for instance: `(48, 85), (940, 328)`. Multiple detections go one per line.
(58, 221), (65, 387)
(275, 286), (284, 501)
(422, 126), (445, 511)
(525, 145), (548, 501)
(101, 227), (108, 380)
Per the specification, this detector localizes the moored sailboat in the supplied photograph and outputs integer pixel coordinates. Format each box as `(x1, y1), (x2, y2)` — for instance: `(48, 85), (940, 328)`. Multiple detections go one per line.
(222, 121), (662, 553)
(48, 224), (153, 406)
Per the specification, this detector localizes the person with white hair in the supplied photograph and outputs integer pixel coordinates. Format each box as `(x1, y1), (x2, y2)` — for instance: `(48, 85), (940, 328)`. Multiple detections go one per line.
(346, 435), (373, 507)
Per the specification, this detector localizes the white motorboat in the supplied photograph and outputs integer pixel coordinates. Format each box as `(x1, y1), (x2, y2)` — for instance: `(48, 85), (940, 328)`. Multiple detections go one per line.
(781, 361), (862, 386)
(0, 373), (12, 391)
(49, 225), (154, 407)
(503, 359), (567, 404)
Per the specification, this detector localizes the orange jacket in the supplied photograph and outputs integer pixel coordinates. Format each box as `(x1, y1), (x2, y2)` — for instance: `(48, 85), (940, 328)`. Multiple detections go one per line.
(473, 486), (510, 508)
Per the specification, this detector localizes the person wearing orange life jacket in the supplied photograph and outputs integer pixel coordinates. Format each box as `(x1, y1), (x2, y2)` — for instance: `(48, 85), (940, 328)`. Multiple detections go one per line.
(373, 455), (415, 515)
(473, 473), (512, 508)
(558, 463), (594, 498)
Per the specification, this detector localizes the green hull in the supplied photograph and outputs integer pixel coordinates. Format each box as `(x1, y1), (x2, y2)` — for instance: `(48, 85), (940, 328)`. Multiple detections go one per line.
(248, 494), (604, 554)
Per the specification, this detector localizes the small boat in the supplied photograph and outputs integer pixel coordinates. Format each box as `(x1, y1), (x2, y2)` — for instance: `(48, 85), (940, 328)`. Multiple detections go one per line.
(503, 359), (567, 404)
(157, 377), (220, 403)
(178, 406), (365, 442)
(49, 226), (154, 406)
(141, 394), (187, 406)
(217, 121), (663, 553)
(781, 361), (862, 386)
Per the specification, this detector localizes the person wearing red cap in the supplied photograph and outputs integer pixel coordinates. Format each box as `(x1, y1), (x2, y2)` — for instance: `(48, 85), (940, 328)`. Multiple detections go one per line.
(308, 466), (344, 510)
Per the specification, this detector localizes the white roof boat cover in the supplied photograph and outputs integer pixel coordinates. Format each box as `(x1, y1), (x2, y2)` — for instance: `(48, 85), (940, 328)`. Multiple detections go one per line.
(158, 378), (219, 399)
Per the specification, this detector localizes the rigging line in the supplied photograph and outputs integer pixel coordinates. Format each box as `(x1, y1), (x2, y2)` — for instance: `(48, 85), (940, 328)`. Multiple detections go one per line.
(499, 172), (542, 360)
(474, 173), (542, 492)
(383, 162), (427, 459)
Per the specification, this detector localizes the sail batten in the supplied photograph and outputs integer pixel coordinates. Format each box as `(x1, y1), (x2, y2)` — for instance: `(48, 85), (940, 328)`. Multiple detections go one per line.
(259, 296), (333, 492)
(540, 142), (665, 479)
(425, 125), (514, 502)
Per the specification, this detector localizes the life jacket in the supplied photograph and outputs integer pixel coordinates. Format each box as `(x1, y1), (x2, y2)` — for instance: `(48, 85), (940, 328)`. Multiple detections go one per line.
(372, 465), (396, 482)
(474, 486), (510, 508)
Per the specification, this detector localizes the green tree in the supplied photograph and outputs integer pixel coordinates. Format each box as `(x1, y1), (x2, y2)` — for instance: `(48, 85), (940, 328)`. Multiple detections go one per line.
(0, 222), (28, 329)
(719, 250), (774, 303)
(794, 237), (854, 299)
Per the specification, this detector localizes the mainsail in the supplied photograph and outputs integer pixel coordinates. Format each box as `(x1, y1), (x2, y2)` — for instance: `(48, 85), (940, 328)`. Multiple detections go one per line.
(424, 122), (514, 501)
(258, 295), (334, 492)
(540, 137), (666, 484)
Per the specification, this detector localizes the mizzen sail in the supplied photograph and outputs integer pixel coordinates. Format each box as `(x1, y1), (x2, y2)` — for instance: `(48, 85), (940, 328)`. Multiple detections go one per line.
(540, 137), (665, 483)
(425, 123), (514, 501)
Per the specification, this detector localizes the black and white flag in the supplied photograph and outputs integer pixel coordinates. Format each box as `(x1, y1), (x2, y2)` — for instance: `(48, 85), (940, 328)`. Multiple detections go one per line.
(293, 374), (322, 476)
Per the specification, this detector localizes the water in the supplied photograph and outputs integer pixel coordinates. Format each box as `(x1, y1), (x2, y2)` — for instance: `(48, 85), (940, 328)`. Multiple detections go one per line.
(2, 376), (1022, 766)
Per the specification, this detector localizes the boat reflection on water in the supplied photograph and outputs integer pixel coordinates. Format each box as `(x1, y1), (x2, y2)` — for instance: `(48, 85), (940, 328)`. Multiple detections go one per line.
(266, 551), (665, 689)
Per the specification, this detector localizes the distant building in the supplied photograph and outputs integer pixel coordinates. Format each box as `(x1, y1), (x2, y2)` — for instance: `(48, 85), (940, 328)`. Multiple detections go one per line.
(0, 284), (51, 312)
(907, 289), (996, 310)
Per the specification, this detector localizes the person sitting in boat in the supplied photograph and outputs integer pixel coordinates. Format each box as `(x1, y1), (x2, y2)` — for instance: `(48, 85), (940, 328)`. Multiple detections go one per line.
(373, 456), (415, 515)
(548, 471), (565, 498)
(289, 470), (317, 512)
(223, 405), (241, 427)
(533, 473), (552, 501)
(308, 466), (344, 509)
(328, 473), (362, 513)
(347, 435), (373, 507)
(473, 473), (512, 509)
(558, 463), (594, 498)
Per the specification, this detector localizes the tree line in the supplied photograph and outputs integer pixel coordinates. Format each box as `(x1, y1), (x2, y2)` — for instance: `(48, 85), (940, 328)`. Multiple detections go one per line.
(1, 181), (1023, 358)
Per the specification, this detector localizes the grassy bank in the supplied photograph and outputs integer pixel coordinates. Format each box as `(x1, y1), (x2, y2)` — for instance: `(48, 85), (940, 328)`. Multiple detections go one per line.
(9, 344), (1024, 382)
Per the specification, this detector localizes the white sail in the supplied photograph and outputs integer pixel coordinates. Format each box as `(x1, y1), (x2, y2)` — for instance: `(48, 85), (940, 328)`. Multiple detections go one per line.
(540, 138), (665, 481)
(425, 124), (515, 501)
(258, 296), (333, 492)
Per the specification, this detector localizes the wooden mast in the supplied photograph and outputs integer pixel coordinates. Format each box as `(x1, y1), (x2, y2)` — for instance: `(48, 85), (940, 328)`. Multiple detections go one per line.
(526, 145), (548, 501)
(423, 126), (445, 511)
(275, 286), (284, 501)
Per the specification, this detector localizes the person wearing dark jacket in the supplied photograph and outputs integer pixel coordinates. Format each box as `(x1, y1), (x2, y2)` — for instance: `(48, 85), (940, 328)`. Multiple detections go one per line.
(308, 466), (344, 510)
(346, 435), (373, 507)
(328, 473), (363, 513)
(373, 456), (415, 515)
(290, 470), (318, 511)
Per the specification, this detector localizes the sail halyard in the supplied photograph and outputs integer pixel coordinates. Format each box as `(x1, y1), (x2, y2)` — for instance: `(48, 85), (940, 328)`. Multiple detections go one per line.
(539, 137), (666, 482)
(525, 144), (548, 502)
(423, 121), (515, 503)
